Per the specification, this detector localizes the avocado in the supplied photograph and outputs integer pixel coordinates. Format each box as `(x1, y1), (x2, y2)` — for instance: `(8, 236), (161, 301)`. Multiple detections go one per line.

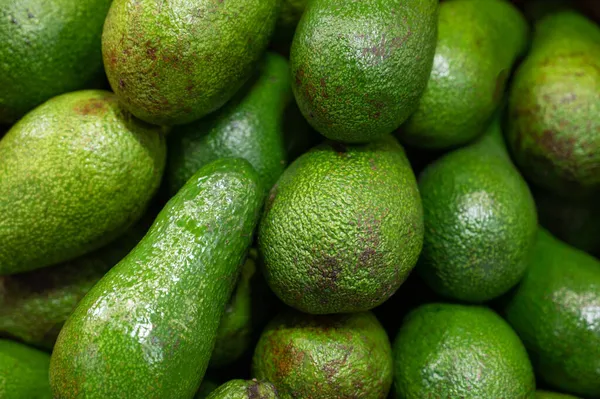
(271, 0), (308, 51)
(206, 380), (278, 399)
(0, 90), (166, 275)
(393, 303), (536, 399)
(253, 310), (393, 399)
(0, 222), (147, 350)
(102, 0), (278, 126)
(416, 116), (537, 302)
(196, 379), (220, 399)
(49, 158), (263, 398)
(400, 0), (528, 150)
(506, 10), (600, 198)
(0, 0), (112, 124)
(536, 391), (581, 399)
(502, 229), (600, 398)
(0, 339), (51, 399)
(259, 136), (423, 314)
(167, 52), (290, 195)
(291, 0), (438, 143)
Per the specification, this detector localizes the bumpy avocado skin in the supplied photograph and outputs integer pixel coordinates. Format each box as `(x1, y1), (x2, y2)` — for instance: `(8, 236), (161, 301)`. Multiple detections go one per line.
(0, 339), (52, 399)
(259, 136), (423, 314)
(0, 90), (166, 275)
(0, 0), (112, 124)
(291, 0), (438, 143)
(49, 159), (263, 398)
(167, 53), (290, 195)
(503, 229), (600, 398)
(506, 11), (600, 198)
(206, 380), (279, 399)
(102, 0), (279, 126)
(393, 303), (536, 399)
(253, 310), (392, 399)
(400, 0), (528, 149)
(417, 117), (538, 302)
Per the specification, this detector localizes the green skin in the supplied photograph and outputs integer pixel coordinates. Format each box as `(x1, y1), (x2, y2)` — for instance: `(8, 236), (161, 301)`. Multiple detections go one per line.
(535, 391), (581, 399)
(0, 224), (147, 350)
(206, 380), (279, 399)
(291, 0), (438, 143)
(167, 52), (290, 195)
(252, 310), (393, 399)
(0, 339), (51, 399)
(393, 303), (536, 399)
(0, 90), (166, 275)
(400, 0), (529, 150)
(102, 0), (278, 126)
(196, 380), (220, 399)
(502, 229), (600, 397)
(259, 136), (423, 314)
(417, 117), (538, 302)
(506, 11), (600, 198)
(0, 0), (112, 124)
(49, 159), (263, 399)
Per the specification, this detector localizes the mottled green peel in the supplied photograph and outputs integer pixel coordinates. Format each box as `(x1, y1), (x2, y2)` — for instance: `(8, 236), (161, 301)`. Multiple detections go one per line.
(206, 380), (279, 399)
(0, 339), (52, 399)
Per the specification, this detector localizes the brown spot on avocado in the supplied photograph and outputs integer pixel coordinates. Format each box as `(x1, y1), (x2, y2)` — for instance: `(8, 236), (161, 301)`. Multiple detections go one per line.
(74, 99), (108, 116)
(145, 41), (157, 60)
(247, 381), (260, 399)
(538, 129), (576, 161)
(331, 142), (347, 154)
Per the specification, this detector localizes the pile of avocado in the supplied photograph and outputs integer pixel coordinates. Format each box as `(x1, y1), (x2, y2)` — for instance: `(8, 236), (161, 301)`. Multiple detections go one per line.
(1, 0), (599, 398)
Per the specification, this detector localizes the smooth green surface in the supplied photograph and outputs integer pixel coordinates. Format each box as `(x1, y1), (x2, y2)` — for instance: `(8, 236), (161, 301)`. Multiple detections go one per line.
(167, 52), (290, 195)
(291, 0), (438, 142)
(206, 380), (278, 399)
(253, 310), (392, 399)
(503, 229), (600, 397)
(0, 90), (166, 275)
(393, 303), (536, 399)
(417, 118), (537, 302)
(507, 11), (600, 198)
(401, 0), (528, 149)
(535, 391), (581, 399)
(0, 339), (51, 399)
(49, 159), (263, 398)
(102, 0), (278, 125)
(0, 0), (112, 124)
(259, 136), (423, 314)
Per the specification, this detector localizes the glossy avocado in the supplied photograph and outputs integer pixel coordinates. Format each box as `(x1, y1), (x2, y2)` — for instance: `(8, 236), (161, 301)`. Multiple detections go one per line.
(393, 303), (536, 399)
(400, 0), (528, 149)
(0, 90), (166, 275)
(502, 229), (600, 398)
(253, 310), (393, 399)
(0, 339), (52, 399)
(291, 0), (438, 143)
(206, 380), (279, 399)
(259, 136), (423, 314)
(102, 0), (279, 125)
(50, 159), (263, 398)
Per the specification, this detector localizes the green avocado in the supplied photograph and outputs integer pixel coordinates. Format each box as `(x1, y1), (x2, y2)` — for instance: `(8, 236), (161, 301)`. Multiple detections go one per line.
(102, 0), (279, 126)
(393, 303), (536, 399)
(167, 52), (290, 195)
(0, 0), (112, 124)
(259, 136), (423, 314)
(271, 0), (308, 51)
(0, 339), (51, 399)
(506, 10), (600, 198)
(49, 158), (263, 398)
(0, 90), (166, 275)
(502, 229), (600, 398)
(400, 0), (528, 150)
(291, 0), (438, 143)
(206, 380), (278, 399)
(535, 391), (581, 399)
(253, 310), (393, 399)
(416, 116), (538, 302)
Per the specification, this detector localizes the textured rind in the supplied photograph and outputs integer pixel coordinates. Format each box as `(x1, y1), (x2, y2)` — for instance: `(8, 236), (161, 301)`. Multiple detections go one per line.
(417, 119), (538, 302)
(252, 310), (392, 399)
(0, 90), (166, 275)
(0, 0), (112, 124)
(506, 11), (600, 198)
(291, 0), (438, 143)
(206, 379), (279, 399)
(102, 0), (279, 126)
(393, 303), (536, 399)
(49, 158), (263, 399)
(259, 136), (423, 314)
(0, 339), (52, 399)
(503, 230), (600, 397)
(167, 53), (290, 195)
(400, 0), (529, 149)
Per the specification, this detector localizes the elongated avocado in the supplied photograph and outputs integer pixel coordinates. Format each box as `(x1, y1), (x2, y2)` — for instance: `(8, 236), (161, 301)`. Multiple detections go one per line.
(206, 380), (278, 399)
(0, 339), (52, 399)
